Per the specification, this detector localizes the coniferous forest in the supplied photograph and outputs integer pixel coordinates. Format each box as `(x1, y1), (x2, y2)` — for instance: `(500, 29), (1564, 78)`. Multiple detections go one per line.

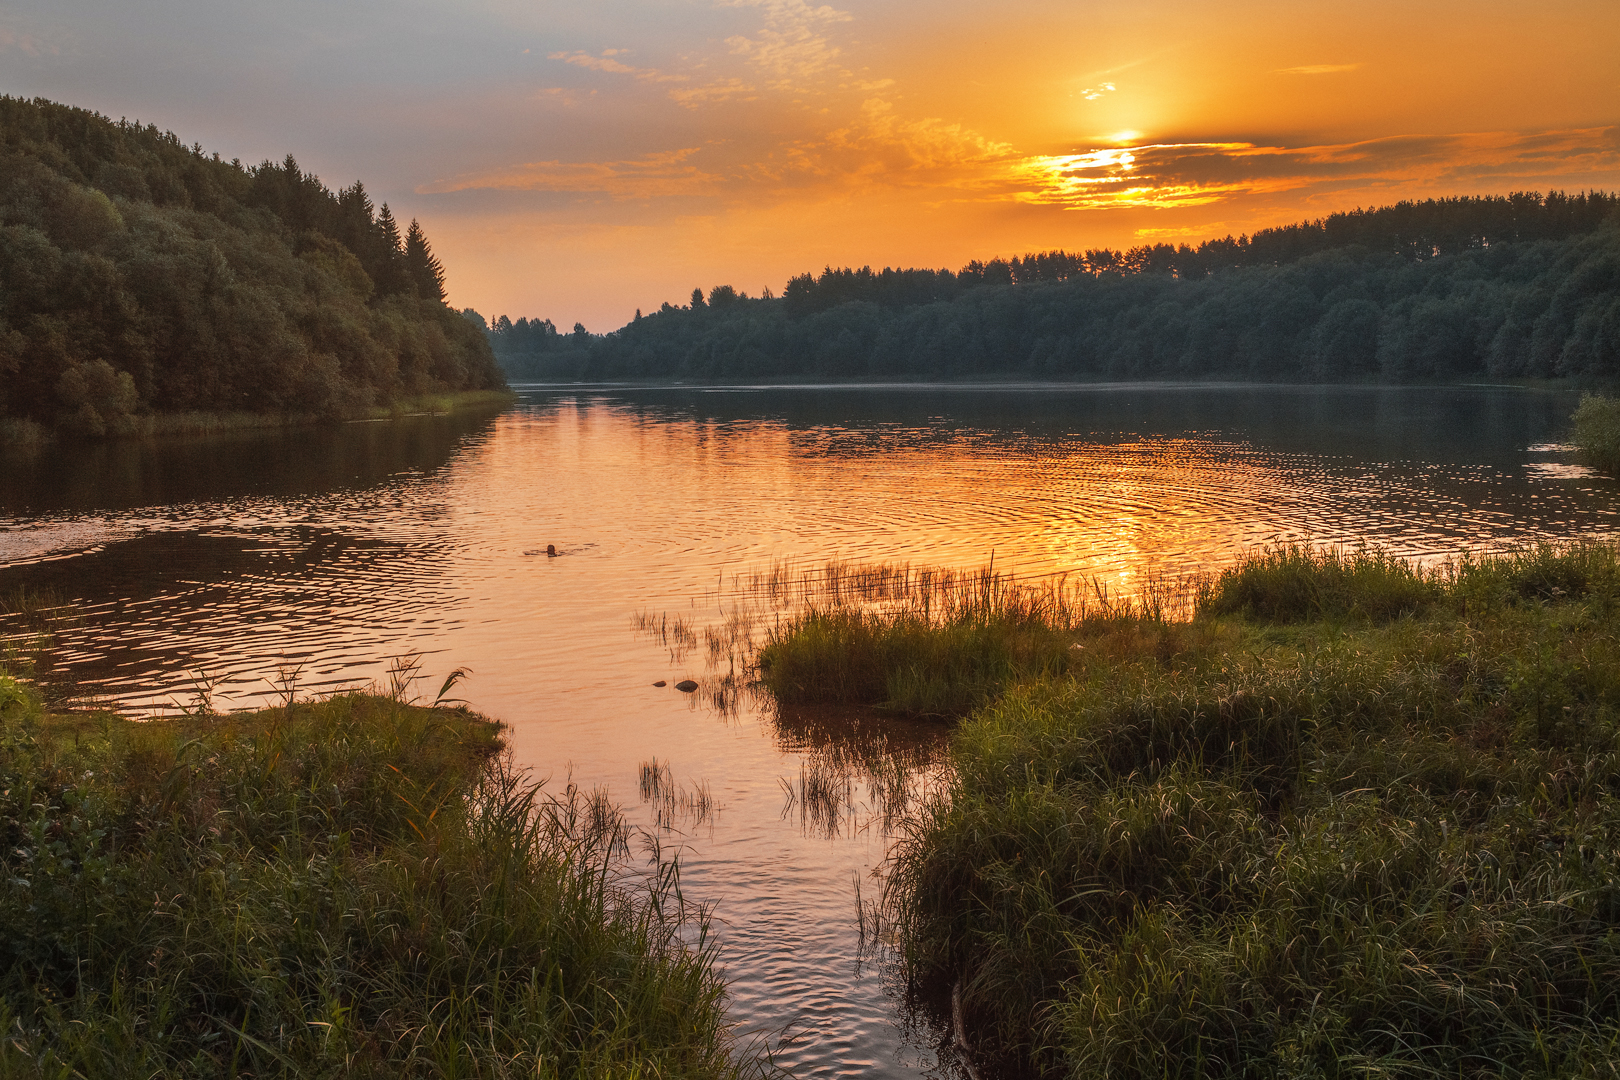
(484, 191), (1620, 384)
(0, 97), (504, 436)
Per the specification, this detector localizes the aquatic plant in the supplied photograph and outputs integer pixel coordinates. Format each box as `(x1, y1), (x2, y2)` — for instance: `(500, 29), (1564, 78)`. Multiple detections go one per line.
(755, 564), (1193, 717)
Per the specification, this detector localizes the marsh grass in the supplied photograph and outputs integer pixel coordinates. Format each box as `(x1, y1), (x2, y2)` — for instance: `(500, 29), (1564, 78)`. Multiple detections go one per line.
(1197, 539), (1620, 624)
(787, 541), (1620, 1078)
(0, 685), (758, 1079)
(779, 757), (856, 840)
(755, 564), (1197, 717)
(0, 589), (80, 695)
(1195, 542), (1441, 622)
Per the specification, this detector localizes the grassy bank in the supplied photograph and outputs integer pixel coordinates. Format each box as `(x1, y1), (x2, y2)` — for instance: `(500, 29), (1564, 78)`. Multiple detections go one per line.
(765, 545), (1620, 1077)
(0, 682), (751, 1078)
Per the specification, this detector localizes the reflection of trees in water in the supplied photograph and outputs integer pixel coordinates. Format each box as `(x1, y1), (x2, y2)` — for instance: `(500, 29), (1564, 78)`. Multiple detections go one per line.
(0, 408), (499, 515)
(0, 525), (463, 713)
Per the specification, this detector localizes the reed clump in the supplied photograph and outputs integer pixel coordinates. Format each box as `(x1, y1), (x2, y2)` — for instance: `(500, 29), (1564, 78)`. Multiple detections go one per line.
(786, 542), (1620, 1078)
(756, 565), (1195, 717)
(0, 682), (755, 1078)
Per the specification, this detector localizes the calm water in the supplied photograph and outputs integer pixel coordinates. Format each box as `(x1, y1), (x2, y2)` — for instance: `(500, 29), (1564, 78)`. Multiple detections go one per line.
(1, 382), (1616, 1076)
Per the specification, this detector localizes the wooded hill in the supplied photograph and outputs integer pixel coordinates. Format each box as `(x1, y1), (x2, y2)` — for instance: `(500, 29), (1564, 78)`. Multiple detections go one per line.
(486, 191), (1620, 384)
(0, 96), (504, 435)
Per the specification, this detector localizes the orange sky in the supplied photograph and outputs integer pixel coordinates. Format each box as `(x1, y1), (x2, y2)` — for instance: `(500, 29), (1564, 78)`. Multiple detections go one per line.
(4, 0), (1618, 329)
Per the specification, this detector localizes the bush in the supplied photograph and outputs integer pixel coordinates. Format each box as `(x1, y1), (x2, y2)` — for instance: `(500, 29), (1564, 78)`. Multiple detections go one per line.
(1572, 393), (1620, 474)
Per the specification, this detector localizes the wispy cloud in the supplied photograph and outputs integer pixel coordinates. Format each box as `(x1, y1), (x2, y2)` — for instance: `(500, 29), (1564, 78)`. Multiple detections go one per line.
(548, 49), (684, 83)
(720, 0), (853, 91)
(420, 148), (720, 198)
(1274, 64), (1361, 75)
(668, 78), (757, 107)
(421, 124), (1620, 215)
(0, 24), (57, 55)
(1005, 127), (1620, 210)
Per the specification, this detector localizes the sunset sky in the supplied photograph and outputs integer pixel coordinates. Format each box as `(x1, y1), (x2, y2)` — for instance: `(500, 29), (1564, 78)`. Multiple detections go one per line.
(3, 0), (1618, 330)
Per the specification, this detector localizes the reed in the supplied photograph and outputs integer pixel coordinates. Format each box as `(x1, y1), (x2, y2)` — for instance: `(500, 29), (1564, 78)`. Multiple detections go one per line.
(857, 541), (1620, 1077)
(755, 565), (1193, 717)
(0, 684), (759, 1079)
(1195, 540), (1442, 623)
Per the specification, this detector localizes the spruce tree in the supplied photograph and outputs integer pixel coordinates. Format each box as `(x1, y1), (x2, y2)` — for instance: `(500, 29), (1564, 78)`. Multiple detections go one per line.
(404, 218), (447, 302)
(370, 204), (410, 296)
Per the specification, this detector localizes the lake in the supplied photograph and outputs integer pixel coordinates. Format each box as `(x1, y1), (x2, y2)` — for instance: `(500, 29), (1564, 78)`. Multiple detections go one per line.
(0, 382), (1615, 1076)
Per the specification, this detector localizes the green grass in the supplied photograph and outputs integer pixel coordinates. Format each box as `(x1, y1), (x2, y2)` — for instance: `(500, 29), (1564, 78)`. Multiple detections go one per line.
(0, 683), (755, 1079)
(756, 564), (1186, 717)
(760, 544), (1620, 1078)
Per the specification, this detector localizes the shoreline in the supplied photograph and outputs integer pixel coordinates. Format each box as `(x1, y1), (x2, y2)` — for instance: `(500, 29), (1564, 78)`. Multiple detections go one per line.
(0, 388), (518, 450)
(503, 375), (1588, 394)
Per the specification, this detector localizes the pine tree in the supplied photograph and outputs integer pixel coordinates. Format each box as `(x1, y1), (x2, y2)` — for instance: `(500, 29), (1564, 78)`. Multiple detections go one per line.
(370, 203), (410, 297)
(404, 218), (447, 302)
(335, 182), (377, 258)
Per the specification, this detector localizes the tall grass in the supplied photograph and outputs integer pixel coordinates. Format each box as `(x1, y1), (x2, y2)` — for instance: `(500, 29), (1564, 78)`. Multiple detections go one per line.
(0, 685), (759, 1079)
(787, 541), (1620, 1078)
(1195, 542), (1441, 622)
(756, 564), (1193, 716)
(1197, 539), (1620, 623)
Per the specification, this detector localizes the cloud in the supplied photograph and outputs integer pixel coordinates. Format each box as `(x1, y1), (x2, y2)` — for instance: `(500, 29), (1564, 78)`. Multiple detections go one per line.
(548, 45), (766, 108)
(1004, 127), (1620, 210)
(668, 78), (757, 107)
(532, 87), (597, 107)
(0, 24), (57, 55)
(1079, 82), (1116, 101)
(720, 0), (853, 91)
(419, 148), (721, 198)
(1274, 63), (1361, 75)
(548, 49), (685, 84)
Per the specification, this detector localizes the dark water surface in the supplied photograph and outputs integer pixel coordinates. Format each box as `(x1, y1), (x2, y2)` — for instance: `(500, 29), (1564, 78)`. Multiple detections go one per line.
(1, 382), (1616, 1076)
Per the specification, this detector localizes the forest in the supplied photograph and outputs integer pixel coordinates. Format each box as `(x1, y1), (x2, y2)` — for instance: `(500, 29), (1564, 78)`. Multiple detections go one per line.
(0, 96), (504, 436)
(485, 191), (1620, 384)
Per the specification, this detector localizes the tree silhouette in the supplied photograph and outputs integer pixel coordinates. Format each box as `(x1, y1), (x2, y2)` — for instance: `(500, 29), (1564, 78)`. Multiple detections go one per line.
(405, 218), (447, 302)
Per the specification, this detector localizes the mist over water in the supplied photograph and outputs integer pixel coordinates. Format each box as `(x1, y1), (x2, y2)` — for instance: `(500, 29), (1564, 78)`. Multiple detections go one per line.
(0, 383), (1614, 1077)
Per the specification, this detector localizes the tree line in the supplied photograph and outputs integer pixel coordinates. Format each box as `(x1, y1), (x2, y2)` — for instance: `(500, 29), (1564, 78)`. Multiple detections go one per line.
(0, 96), (503, 435)
(482, 190), (1620, 384)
